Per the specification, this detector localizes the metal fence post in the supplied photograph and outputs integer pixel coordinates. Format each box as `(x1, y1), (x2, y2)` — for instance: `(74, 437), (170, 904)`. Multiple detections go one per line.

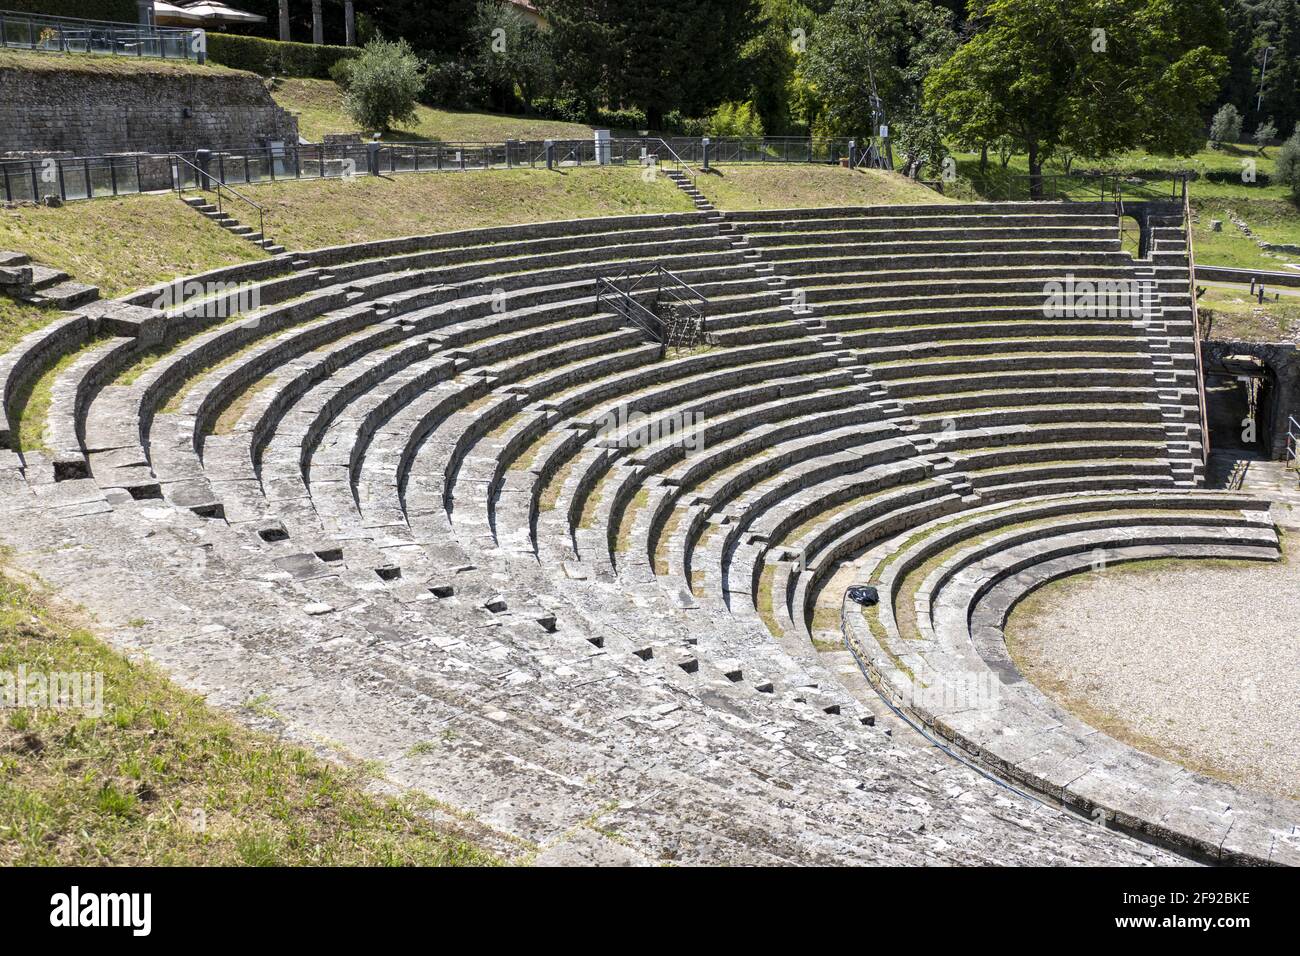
(195, 148), (211, 190)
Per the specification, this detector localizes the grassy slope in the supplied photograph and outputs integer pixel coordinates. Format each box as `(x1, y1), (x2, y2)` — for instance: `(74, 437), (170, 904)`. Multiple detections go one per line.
(0, 48), (244, 77)
(273, 77), (595, 143)
(0, 566), (500, 865)
(693, 164), (955, 210)
(1198, 285), (1300, 342)
(952, 141), (1300, 272)
(0, 195), (264, 298)
(253, 165), (695, 251)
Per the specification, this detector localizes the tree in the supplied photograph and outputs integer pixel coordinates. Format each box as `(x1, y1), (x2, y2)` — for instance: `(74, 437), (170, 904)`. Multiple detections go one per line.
(343, 38), (425, 135)
(539, 0), (759, 130)
(708, 101), (765, 137)
(1254, 118), (1278, 153)
(1209, 2), (1300, 140)
(1210, 103), (1244, 146)
(925, 0), (1229, 197)
(738, 0), (821, 135)
(364, 0), (479, 57)
(472, 0), (556, 113)
(1277, 128), (1300, 197)
(799, 0), (958, 175)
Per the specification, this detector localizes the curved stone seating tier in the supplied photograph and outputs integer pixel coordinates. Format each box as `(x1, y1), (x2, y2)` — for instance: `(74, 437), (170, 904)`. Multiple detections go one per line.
(2, 202), (1286, 865)
(842, 490), (1293, 863)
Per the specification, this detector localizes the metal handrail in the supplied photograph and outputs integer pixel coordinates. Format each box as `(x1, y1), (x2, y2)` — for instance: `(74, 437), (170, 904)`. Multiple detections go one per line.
(648, 138), (700, 188)
(0, 9), (201, 61)
(169, 152), (267, 247)
(597, 264), (709, 348)
(1286, 416), (1300, 471)
(596, 276), (665, 343)
(1184, 177), (1210, 463)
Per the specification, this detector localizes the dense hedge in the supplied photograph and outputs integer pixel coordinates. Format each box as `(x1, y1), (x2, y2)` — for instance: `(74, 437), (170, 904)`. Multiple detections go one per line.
(206, 32), (360, 79)
(6, 1), (139, 23)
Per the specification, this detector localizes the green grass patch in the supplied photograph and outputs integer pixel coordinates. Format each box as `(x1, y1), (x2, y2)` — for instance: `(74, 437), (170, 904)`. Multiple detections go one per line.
(3, 335), (108, 453)
(1199, 284), (1300, 342)
(755, 564), (781, 639)
(0, 567), (499, 866)
(1192, 198), (1300, 272)
(272, 77), (596, 143)
(0, 195), (264, 297)
(614, 488), (648, 555)
(0, 48), (244, 77)
(0, 299), (63, 360)
(211, 374), (276, 437)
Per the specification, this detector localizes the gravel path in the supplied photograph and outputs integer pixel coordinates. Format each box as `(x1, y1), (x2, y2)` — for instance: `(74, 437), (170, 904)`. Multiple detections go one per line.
(1007, 550), (1300, 802)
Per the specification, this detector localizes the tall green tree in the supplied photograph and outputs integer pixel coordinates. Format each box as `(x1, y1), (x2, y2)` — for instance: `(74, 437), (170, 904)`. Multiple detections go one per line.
(799, 0), (958, 174)
(925, 0), (1229, 196)
(343, 37), (425, 134)
(539, 0), (759, 130)
(472, 0), (556, 113)
(1219, 0), (1300, 137)
(365, 0), (479, 56)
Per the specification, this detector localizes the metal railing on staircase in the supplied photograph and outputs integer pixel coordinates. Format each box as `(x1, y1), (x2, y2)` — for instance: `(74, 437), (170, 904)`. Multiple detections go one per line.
(170, 152), (268, 249)
(596, 264), (709, 349)
(1183, 177), (1210, 463)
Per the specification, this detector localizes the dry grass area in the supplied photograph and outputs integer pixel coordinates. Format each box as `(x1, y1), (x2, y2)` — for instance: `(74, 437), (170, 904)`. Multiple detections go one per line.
(0, 195), (264, 298)
(0, 566), (499, 865)
(252, 165), (694, 251)
(693, 164), (956, 211)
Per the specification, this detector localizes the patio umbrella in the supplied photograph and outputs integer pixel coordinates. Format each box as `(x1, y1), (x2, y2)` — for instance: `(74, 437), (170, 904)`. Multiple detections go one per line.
(152, 2), (206, 25)
(180, 2), (268, 24)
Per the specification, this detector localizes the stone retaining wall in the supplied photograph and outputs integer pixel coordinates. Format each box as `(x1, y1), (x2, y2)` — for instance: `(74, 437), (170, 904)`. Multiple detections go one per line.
(0, 65), (299, 154)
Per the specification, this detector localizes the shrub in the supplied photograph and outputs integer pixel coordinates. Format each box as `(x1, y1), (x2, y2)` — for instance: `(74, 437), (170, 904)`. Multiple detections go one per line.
(7, 1), (136, 22)
(594, 106), (646, 132)
(1276, 132), (1300, 197)
(1209, 103), (1243, 147)
(533, 91), (591, 125)
(206, 33), (360, 79)
(328, 57), (354, 88)
(707, 101), (765, 138)
(343, 38), (425, 135)
(1254, 119), (1277, 153)
(422, 57), (486, 111)
(663, 111), (708, 137)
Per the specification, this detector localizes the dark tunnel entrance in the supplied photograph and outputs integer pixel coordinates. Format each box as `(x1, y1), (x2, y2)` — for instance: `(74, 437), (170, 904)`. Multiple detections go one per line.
(1204, 354), (1276, 458)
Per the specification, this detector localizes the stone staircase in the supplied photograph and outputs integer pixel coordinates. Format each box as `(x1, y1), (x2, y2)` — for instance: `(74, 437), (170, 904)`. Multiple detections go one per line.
(666, 169), (715, 211)
(181, 195), (285, 255)
(0, 251), (99, 310)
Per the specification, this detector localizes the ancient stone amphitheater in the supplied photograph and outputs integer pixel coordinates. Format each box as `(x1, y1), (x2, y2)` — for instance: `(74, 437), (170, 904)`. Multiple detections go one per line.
(2, 200), (1297, 865)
